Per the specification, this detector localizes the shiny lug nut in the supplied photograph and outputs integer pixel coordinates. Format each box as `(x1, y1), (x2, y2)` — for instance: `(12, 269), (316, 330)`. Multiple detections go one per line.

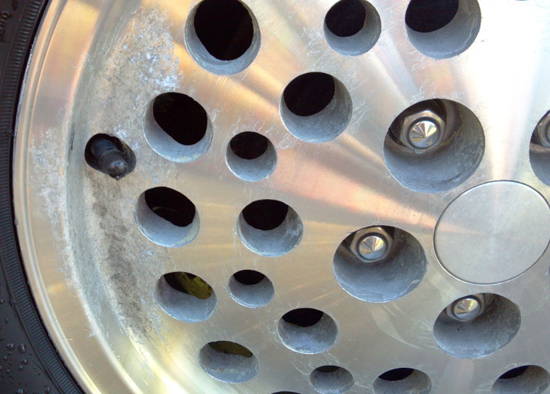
(446, 294), (485, 322)
(349, 227), (393, 263)
(407, 119), (440, 149)
(399, 109), (446, 153)
(358, 234), (388, 261)
(534, 111), (550, 148)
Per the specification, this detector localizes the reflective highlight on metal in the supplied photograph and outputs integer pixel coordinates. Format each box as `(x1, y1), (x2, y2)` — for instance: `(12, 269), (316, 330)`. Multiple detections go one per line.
(435, 182), (550, 284)
(401, 110), (446, 153)
(446, 295), (485, 322)
(349, 226), (393, 263)
(358, 234), (387, 261)
(407, 119), (440, 149)
(12, 0), (550, 393)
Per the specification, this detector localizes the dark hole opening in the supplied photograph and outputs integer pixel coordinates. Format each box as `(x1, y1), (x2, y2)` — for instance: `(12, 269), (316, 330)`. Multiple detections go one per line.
(230, 132), (269, 160)
(283, 308), (324, 328)
(405, 0), (459, 33)
(145, 187), (196, 227)
(325, 0), (366, 37)
(284, 73), (336, 117)
(316, 366), (341, 374)
(272, 392), (299, 394)
(233, 270), (266, 285)
(379, 368), (415, 382)
(242, 200), (289, 231)
(164, 272), (213, 300)
(153, 93), (207, 146)
(208, 341), (253, 358)
(194, 0), (254, 61)
(499, 366), (530, 380)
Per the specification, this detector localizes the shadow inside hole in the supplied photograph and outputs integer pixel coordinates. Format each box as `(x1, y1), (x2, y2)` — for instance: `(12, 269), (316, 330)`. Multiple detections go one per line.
(379, 368), (414, 381)
(500, 366), (529, 380)
(324, 0), (381, 56)
(278, 309), (338, 354)
(194, 0), (254, 61)
(374, 369), (431, 394)
(199, 340), (258, 383)
(144, 187), (195, 227)
(310, 366), (354, 394)
(325, 0), (366, 37)
(152, 93), (207, 146)
(404, 0), (481, 59)
(230, 131), (268, 160)
(282, 308), (324, 328)
(229, 270), (274, 308)
(405, 0), (459, 33)
(164, 272), (213, 300)
(156, 273), (216, 322)
(237, 200), (303, 257)
(242, 200), (289, 231)
(284, 73), (335, 117)
(185, 0), (260, 75)
(234, 270), (265, 285)
(226, 132), (277, 182)
(135, 187), (200, 248)
(493, 365), (550, 394)
(281, 73), (352, 143)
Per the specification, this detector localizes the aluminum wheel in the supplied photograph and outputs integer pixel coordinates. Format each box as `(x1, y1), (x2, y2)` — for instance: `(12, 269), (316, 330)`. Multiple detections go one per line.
(13, 0), (550, 393)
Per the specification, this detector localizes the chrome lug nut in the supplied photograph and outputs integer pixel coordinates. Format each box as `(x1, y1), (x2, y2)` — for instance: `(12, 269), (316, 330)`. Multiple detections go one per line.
(447, 295), (485, 322)
(534, 111), (550, 148)
(358, 234), (387, 261)
(349, 227), (393, 263)
(407, 119), (441, 149)
(398, 109), (446, 154)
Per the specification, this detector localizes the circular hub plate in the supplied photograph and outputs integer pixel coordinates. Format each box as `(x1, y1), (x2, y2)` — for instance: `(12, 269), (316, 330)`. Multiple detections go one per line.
(435, 182), (550, 284)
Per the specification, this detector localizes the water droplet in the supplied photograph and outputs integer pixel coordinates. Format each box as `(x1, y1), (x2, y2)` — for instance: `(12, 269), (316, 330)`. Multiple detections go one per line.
(6, 343), (14, 350)
(6, 368), (10, 373)
(18, 365), (23, 371)
(0, 299), (4, 304)
(17, 388), (24, 394)
(45, 388), (51, 393)
(2, 356), (7, 361)
(21, 358), (28, 365)
(0, 365), (3, 370)
(18, 344), (25, 353)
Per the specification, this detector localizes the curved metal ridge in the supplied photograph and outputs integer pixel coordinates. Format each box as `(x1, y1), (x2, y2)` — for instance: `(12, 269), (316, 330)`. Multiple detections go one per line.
(14, 0), (550, 393)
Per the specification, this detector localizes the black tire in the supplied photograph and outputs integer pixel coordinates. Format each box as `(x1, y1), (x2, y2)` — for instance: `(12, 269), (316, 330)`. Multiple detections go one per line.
(0, 0), (81, 392)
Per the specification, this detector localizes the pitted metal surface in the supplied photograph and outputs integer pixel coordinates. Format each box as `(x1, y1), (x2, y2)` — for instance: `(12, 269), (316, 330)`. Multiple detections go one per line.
(12, 0), (550, 393)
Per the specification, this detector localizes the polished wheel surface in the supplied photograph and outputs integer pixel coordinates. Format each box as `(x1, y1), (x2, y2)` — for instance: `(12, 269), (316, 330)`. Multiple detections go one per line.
(435, 182), (550, 284)
(13, 0), (550, 393)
